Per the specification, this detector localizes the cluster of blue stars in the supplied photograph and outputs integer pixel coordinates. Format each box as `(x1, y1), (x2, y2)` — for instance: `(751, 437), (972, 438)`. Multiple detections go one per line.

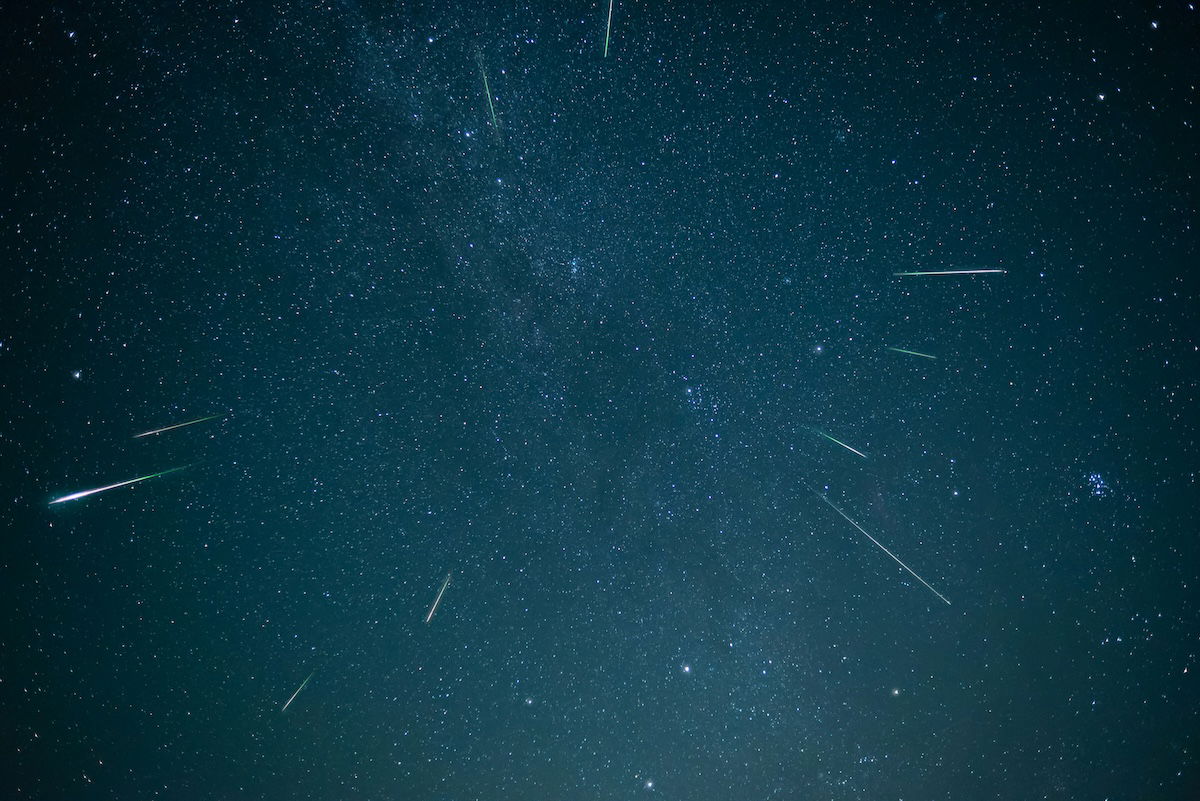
(1086, 473), (1111, 498)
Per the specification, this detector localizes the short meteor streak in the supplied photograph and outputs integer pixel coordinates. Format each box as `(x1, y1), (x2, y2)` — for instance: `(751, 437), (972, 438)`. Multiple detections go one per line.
(814, 429), (868, 459)
(133, 414), (222, 438)
(887, 346), (937, 360)
(281, 670), (315, 713)
(893, 269), (1006, 276)
(49, 465), (191, 505)
(425, 572), (452, 624)
(811, 489), (951, 606)
(603, 0), (614, 57)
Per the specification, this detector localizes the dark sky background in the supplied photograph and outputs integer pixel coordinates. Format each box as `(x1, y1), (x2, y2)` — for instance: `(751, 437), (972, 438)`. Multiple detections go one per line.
(2, 0), (1197, 798)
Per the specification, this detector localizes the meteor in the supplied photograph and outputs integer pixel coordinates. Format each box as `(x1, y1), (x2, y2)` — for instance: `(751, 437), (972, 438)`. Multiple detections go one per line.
(814, 429), (868, 459)
(892, 269), (1005, 276)
(425, 572), (452, 624)
(811, 488), (951, 606)
(886, 346), (937, 360)
(603, 0), (614, 57)
(281, 670), (315, 713)
(133, 414), (222, 438)
(49, 465), (191, 505)
(475, 53), (499, 130)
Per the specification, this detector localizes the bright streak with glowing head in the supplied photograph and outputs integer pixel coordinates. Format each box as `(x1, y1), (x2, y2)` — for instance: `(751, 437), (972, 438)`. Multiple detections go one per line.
(49, 465), (191, 506)
(814, 429), (868, 459)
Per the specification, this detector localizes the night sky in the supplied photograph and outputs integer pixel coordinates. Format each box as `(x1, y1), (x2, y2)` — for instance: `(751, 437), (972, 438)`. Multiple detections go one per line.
(3, 1), (1198, 798)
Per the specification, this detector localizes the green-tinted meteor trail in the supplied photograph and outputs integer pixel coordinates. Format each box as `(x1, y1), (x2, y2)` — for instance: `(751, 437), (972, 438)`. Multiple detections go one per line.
(49, 465), (192, 505)
(887, 346), (937, 360)
(281, 671), (315, 713)
(134, 414), (222, 438)
(476, 53), (498, 130)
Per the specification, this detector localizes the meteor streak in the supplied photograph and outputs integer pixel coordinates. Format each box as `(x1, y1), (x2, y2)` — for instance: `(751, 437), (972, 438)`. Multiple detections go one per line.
(814, 429), (868, 459)
(887, 346), (937, 360)
(49, 465), (191, 505)
(603, 0), (614, 57)
(281, 670), (314, 713)
(425, 572), (452, 624)
(133, 414), (222, 438)
(476, 53), (499, 130)
(810, 488), (951, 606)
(892, 269), (1005, 276)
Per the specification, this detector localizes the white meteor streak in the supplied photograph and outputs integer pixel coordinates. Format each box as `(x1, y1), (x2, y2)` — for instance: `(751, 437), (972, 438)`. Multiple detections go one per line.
(425, 573), (452, 624)
(281, 670), (315, 712)
(603, 0), (614, 57)
(814, 429), (868, 459)
(892, 269), (1005, 276)
(812, 489), (952, 606)
(49, 465), (191, 505)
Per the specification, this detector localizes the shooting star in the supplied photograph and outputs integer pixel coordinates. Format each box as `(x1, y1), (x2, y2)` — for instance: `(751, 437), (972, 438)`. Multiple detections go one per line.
(892, 269), (1006, 277)
(49, 465), (191, 505)
(810, 488), (951, 606)
(475, 52), (499, 130)
(814, 429), (868, 459)
(887, 346), (937, 360)
(281, 670), (315, 713)
(133, 414), (222, 438)
(603, 0), (614, 57)
(425, 572), (452, 624)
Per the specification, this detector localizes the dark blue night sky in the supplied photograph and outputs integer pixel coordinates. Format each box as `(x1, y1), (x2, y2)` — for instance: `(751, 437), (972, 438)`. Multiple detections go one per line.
(3, 1), (1198, 798)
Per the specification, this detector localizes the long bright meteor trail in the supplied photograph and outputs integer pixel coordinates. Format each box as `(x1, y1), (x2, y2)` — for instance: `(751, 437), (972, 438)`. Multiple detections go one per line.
(887, 346), (937, 360)
(893, 269), (1006, 276)
(49, 465), (191, 505)
(133, 414), (222, 438)
(811, 489), (952, 606)
(476, 54), (498, 130)
(814, 429), (868, 459)
(281, 671), (314, 713)
(425, 573), (452, 624)
(603, 0), (614, 57)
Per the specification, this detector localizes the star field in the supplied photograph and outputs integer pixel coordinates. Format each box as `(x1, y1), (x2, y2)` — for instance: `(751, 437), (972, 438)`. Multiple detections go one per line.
(2, 1), (1197, 799)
